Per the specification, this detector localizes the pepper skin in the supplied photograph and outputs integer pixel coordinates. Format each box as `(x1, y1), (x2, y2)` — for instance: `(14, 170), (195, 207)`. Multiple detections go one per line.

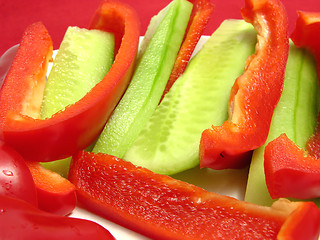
(26, 161), (76, 216)
(0, 195), (115, 240)
(69, 150), (320, 240)
(0, 0), (140, 162)
(0, 142), (37, 206)
(199, 0), (289, 170)
(264, 133), (320, 199)
(264, 12), (320, 200)
(161, 0), (214, 100)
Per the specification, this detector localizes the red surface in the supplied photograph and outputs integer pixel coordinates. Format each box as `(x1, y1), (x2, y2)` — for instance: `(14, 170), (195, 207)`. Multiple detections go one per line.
(0, 0), (320, 55)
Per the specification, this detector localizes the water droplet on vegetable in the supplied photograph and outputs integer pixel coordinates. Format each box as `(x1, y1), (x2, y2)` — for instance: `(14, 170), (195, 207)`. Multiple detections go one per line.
(2, 170), (13, 176)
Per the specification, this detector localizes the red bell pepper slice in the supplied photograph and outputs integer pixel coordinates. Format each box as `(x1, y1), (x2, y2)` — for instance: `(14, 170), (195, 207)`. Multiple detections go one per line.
(0, 0), (140, 162)
(0, 195), (115, 240)
(264, 134), (320, 199)
(264, 12), (320, 200)
(0, 141), (38, 207)
(199, 0), (289, 170)
(26, 161), (76, 216)
(0, 21), (52, 128)
(277, 198), (320, 240)
(68, 150), (320, 240)
(161, 0), (214, 100)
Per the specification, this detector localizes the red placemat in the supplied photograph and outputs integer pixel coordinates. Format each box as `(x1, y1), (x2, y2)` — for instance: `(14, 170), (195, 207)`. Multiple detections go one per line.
(1, 0), (319, 55)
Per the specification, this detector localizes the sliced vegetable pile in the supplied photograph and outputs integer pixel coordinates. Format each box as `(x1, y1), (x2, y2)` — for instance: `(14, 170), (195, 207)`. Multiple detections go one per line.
(1, 0), (320, 239)
(92, 0), (193, 158)
(0, 0), (140, 162)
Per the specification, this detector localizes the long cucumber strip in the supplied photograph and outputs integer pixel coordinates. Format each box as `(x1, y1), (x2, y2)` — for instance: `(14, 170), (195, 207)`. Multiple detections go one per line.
(124, 20), (257, 175)
(92, 0), (193, 157)
(245, 42), (320, 206)
(40, 27), (114, 177)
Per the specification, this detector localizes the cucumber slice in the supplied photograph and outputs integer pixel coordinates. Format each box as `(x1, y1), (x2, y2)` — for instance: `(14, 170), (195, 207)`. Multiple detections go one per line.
(124, 20), (257, 175)
(40, 26), (114, 118)
(245, 42), (320, 206)
(40, 27), (114, 177)
(92, 0), (193, 157)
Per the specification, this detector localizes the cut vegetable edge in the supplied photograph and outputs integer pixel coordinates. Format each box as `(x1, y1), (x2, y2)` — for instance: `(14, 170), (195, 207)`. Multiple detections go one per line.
(69, 150), (320, 240)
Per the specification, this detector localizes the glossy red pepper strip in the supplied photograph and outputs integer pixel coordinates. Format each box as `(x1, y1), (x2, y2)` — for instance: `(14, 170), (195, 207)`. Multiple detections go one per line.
(161, 0), (214, 100)
(0, 22), (52, 129)
(199, 0), (289, 170)
(264, 12), (320, 200)
(68, 150), (320, 240)
(277, 198), (320, 240)
(0, 0), (140, 162)
(264, 134), (320, 199)
(0, 195), (115, 240)
(26, 161), (77, 216)
(0, 141), (38, 207)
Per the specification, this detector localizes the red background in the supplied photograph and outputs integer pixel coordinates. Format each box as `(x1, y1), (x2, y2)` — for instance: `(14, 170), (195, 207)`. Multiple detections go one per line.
(1, 0), (320, 55)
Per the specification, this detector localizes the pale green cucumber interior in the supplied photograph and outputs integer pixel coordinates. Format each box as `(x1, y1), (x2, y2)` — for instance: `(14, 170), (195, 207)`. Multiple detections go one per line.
(124, 20), (257, 175)
(40, 27), (114, 177)
(245, 42), (320, 206)
(40, 26), (114, 118)
(92, 0), (192, 157)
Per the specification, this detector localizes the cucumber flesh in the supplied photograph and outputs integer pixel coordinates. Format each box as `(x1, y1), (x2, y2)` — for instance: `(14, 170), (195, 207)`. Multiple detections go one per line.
(40, 27), (114, 177)
(124, 20), (257, 175)
(92, 0), (193, 158)
(245, 42), (320, 206)
(40, 26), (114, 118)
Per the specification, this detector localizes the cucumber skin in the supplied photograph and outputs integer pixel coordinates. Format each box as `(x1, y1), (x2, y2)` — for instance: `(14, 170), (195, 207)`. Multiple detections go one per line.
(124, 20), (257, 175)
(92, 0), (193, 157)
(245, 42), (320, 206)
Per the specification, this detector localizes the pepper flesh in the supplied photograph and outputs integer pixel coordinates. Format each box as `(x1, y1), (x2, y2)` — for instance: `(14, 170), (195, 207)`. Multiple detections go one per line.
(264, 134), (320, 199)
(199, 0), (289, 170)
(68, 150), (320, 240)
(0, 0), (140, 162)
(26, 161), (76, 216)
(276, 198), (320, 240)
(161, 0), (214, 100)
(0, 195), (115, 240)
(0, 22), (52, 127)
(264, 11), (320, 200)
